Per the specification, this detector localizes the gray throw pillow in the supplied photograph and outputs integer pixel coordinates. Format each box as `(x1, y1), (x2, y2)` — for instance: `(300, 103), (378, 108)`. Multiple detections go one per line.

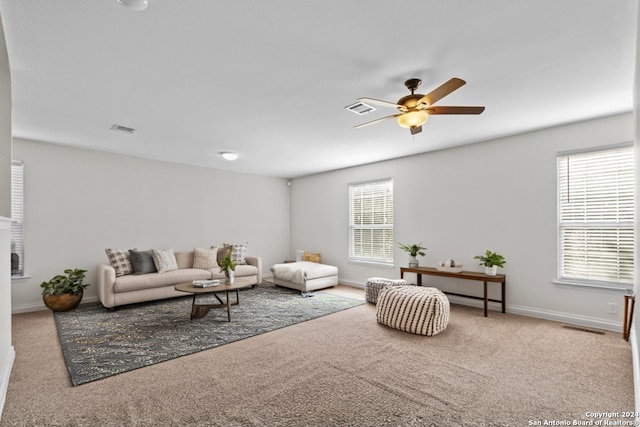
(129, 249), (157, 275)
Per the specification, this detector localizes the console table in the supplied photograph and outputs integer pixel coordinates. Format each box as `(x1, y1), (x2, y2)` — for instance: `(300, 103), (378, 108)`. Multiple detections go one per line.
(400, 267), (506, 317)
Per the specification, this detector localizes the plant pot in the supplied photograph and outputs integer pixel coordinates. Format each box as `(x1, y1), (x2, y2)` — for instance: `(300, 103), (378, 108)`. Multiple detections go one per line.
(485, 265), (498, 276)
(225, 270), (235, 284)
(408, 255), (418, 268)
(43, 290), (83, 312)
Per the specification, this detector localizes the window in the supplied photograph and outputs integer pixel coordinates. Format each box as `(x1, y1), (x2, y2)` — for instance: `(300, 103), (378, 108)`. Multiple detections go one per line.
(348, 178), (394, 266)
(557, 143), (634, 289)
(11, 160), (24, 277)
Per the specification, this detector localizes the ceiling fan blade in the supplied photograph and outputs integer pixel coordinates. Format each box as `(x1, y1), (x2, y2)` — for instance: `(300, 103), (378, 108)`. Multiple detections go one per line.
(354, 114), (400, 129)
(425, 106), (485, 115)
(410, 125), (422, 135)
(417, 78), (466, 107)
(358, 97), (407, 112)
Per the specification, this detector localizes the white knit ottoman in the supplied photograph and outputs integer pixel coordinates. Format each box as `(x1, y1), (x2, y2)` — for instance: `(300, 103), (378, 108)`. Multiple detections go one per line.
(365, 277), (409, 304)
(376, 286), (450, 336)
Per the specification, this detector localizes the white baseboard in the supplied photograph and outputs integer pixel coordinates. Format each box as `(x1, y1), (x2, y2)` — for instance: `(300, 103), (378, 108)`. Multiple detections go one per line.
(11, 295), (100, 314)
(631, 323), (640, 416)
(0, 345), (15, 422)
(338, 279), (364, 289)
(344, 279), (622, 332)
(507, 304), (622, 332)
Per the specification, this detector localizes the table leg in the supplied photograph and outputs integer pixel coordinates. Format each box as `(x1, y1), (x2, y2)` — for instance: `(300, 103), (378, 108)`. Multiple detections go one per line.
(624, 294), (635, 341)
(629, 298), (636, 341)
(226, 290), (231, 322)
(417, 273), (422, 286)
(502, 280), (506, 313)
(190, 294), (198, 320)
(483, 281), (488, 317)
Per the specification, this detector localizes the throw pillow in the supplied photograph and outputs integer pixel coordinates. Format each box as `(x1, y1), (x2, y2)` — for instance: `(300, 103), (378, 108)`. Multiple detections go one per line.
(193, 247), (219, 269)
(302, 251), (321, 263)
(105, 248), (133, 277)
(224, 243), (248, 265)
(213, 245), (231, 265)
(295, 249), (305, 262)
(129, 249), (157, 275)
(151, 248), (178, 273)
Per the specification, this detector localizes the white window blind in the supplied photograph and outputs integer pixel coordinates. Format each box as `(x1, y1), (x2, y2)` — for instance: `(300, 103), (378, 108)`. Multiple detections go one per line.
(11, 160), (25, 276)
(349, 179), (394, 266)
(557, 144), (634, 288)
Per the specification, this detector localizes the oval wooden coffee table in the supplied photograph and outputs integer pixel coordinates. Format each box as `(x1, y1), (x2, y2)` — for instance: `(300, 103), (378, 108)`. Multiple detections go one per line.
(175, 280), (252, 321)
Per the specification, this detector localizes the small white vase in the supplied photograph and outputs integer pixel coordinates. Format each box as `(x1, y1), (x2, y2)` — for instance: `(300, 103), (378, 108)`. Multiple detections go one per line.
(409, 255), (418, 268)
(485, 265), (498, 276)
(226, 270), (235, 284)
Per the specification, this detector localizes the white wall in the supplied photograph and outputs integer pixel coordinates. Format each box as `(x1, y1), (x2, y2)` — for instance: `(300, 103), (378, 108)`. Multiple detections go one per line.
(291, 113), (633, 331)
(0, 12), (13, 421)
(631, 0), (640, 413)
(11, 138), (291, 312)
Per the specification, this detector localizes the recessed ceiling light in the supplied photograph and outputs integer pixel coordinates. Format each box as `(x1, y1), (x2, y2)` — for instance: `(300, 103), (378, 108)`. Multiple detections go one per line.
(116, 0), (149, 11)
(220, 152), (239, 161)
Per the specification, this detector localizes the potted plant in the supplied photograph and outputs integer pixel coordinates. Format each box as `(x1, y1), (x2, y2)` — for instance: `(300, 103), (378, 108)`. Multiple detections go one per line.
(219, 247), (237, 283)
(40, 268), (90, 312)
(474, 250), (506, 276)
(399, 242), (427, 268)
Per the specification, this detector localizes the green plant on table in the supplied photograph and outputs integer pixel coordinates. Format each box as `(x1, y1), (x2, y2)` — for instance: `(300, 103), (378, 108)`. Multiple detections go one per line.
(219, 247), (237, 274)
(40, 269), (90, 296)
(398, 242), (427, 257)
(473, 250), (506, 268)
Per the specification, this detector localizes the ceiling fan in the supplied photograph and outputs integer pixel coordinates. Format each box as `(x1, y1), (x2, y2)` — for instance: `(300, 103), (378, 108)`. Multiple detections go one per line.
(355, 77), (485, 135)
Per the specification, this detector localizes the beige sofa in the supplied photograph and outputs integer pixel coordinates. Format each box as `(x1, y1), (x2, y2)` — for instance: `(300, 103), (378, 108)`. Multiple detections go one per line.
(97, 250), (262, 308)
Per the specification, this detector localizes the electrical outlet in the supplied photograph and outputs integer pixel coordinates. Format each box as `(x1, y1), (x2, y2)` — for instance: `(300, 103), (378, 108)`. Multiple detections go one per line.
(608, 302), (619, 315)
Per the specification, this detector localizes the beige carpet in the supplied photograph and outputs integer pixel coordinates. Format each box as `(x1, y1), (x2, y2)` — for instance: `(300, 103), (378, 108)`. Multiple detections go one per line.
(0, 286), (634, 426)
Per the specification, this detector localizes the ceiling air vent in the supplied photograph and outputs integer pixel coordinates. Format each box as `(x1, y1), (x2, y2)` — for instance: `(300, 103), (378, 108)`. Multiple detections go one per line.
(345, 101), (376, 115)
(110, 124), (136, 134)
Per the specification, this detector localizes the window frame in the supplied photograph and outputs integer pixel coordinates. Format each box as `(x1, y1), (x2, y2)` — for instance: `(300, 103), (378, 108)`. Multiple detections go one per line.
(11, 160), (25, 277)
(348, 178), (394, 267)
(556, 142), (635, 291)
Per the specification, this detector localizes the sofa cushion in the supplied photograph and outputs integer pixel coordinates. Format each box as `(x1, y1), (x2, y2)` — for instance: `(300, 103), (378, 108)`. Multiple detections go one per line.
(193, 247), (218, 269)
(224, 243), (247, 265)
(113, 268), (212, 293)
(233, 264), (258, 277)
(152, 248), (178, 273)
(272, 261), (337, 282)
(105, 248), (133, 277)
(205, 264), (257, 280)
(129, 249), (157, 275)
(174, 251), (194, 269)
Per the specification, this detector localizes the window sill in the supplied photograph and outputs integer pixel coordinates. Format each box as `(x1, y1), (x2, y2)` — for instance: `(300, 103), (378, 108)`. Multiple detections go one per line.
(348, 259), (395, 269)
(11, 274), (31, 281)
(553, 279), (632, 293)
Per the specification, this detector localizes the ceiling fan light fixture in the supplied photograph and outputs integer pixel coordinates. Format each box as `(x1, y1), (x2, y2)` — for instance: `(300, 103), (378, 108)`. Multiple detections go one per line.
(220, 151), (239, 161)
(116, 0), (149, 11)
(397, 110), (428, 128)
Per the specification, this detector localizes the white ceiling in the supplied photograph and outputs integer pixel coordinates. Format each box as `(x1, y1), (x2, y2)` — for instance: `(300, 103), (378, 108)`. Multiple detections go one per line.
(0, 1), (636, 178)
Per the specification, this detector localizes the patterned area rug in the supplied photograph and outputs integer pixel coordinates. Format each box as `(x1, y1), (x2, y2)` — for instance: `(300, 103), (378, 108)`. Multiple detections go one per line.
(54, 283), (364, 386)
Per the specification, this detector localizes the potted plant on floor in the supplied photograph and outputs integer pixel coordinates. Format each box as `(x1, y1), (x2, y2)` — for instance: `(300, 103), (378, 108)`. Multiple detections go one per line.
(41, 268), (90, 312)
(219, 247), (237, 283)
(474, 250), (506, 276)
(399, 242), (427, 268)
